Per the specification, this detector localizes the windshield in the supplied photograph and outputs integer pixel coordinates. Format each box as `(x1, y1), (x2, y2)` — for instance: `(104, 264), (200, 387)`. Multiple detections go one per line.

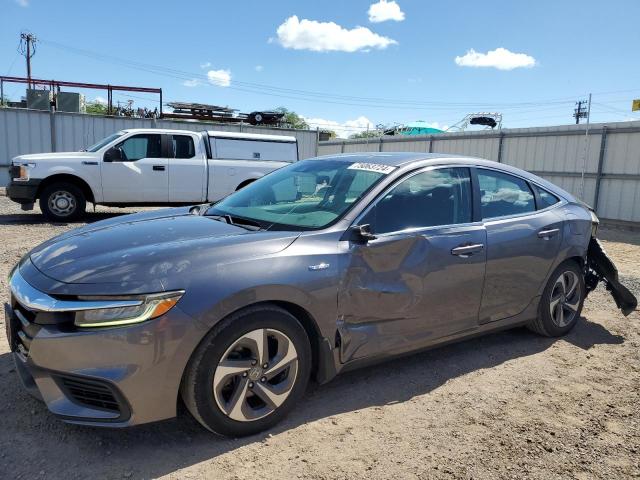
(206, 159), (393, 230)
(85, 132), (124, 152)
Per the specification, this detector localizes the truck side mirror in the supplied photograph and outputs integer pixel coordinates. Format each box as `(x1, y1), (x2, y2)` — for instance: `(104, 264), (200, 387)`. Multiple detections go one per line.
(350, 224), (377, 243)
(104, 146), (123, 162)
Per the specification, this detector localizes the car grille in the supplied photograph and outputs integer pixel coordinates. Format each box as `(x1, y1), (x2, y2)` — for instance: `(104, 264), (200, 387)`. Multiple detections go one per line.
(57, 376), (121, 414)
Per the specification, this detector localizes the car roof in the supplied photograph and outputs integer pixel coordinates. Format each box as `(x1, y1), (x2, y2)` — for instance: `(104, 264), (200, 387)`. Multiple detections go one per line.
(314, 152), (483, 166)
(311, 152), (576, 202)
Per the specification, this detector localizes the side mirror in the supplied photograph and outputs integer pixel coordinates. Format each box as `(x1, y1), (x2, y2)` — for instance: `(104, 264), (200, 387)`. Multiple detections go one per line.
(350, 224), (377, 243)
(104, 146), (123, 162)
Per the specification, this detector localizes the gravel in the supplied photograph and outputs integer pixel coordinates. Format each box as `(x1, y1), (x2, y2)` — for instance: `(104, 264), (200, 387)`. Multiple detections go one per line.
(0, 196), (638, 480)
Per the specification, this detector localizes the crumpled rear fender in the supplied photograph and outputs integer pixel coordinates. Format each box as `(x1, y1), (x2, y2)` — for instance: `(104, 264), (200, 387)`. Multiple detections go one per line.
(586, 237), (637, 316)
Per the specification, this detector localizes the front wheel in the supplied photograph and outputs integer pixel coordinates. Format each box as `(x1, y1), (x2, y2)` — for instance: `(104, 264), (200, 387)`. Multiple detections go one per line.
(528, 261), (585, 337)
(39, 183), (86, 222)
(181, 305), (311, 436)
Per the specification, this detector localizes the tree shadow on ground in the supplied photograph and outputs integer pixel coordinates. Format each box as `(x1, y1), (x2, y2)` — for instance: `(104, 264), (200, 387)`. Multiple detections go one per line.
(0, 317), (623, 479)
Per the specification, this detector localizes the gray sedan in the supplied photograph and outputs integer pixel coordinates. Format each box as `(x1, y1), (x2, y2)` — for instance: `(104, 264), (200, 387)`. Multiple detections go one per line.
(5, 153), (636, 436)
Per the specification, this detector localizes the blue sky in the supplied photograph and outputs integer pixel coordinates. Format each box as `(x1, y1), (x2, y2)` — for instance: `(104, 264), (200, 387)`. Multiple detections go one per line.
(2, 0), (640, 136)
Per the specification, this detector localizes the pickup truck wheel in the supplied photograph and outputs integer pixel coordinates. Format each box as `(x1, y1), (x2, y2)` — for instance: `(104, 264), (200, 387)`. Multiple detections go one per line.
(180, 305), (311, 436)
(528, 261), (585, 337)
(39, 183), (86, 221)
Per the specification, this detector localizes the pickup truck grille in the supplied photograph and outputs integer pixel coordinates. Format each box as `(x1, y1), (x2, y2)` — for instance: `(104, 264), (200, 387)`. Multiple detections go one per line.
(9, 165), (21, 180)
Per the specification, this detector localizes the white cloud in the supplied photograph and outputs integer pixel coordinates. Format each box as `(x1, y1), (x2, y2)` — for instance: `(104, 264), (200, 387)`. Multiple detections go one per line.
(207, 69), (231, 87)
(255, 65), (264, 72)
(454, 47), (536, 71)
(368, 0), (405, 23)
(93, 96), (107, 105)
(304, 115), (375, 139)
(200, 62), (211, 69)
(275, 15), (397, 52)
(182, 78), (201, 87)
(16, 0), (29, 6)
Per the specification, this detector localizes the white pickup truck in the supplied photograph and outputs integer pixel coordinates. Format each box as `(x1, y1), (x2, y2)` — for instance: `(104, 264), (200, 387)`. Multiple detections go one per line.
(7, 128), (298, 221)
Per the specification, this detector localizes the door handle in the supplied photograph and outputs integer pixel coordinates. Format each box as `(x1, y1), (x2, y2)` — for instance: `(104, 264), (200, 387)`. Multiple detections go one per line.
(537, 228), (559, 239)
(451, 243), (484, 257)
(152, 165), (166, 171)
(81, 161), (98, 166)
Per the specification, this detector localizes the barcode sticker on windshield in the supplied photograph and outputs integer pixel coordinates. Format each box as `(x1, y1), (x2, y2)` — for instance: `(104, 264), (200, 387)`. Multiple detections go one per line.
(347, 163), (396, 174)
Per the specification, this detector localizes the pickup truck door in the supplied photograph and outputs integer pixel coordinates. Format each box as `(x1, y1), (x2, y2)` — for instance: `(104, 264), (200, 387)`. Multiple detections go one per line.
(101, 133), (168, 203)
(167, 133), (207, 203)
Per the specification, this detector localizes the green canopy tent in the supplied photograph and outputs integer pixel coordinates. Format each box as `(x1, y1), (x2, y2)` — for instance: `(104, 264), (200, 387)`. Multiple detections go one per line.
(398, 121), (444, 136)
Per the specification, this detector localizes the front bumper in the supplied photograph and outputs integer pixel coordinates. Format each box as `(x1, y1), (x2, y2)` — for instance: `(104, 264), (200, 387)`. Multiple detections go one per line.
(5, 282), (208, 427)
(6, 178), (40, 206)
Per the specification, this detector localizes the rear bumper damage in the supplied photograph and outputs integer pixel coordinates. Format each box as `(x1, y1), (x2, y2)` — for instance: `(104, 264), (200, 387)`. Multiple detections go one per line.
(586, 237), (637, 316)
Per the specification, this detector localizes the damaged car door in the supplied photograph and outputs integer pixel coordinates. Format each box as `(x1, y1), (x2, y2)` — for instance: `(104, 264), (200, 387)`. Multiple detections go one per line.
(337, 167), (486, 362)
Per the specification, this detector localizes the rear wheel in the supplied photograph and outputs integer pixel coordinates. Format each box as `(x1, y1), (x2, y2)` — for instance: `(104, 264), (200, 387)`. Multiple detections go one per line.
(39, 183), (86, 222)
(181, 305), (311, 436)
(528, 261), (585, 337)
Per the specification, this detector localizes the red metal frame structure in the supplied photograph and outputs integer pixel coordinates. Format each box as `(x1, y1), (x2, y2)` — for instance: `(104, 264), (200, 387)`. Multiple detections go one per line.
(0, 75), (163, 117)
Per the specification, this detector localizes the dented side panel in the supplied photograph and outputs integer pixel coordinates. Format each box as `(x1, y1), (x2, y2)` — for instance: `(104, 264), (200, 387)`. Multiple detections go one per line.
(337, 225), (486, 362)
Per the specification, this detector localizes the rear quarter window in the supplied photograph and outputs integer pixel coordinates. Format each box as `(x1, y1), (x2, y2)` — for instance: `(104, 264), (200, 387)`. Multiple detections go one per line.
(532, 184), (560, 209)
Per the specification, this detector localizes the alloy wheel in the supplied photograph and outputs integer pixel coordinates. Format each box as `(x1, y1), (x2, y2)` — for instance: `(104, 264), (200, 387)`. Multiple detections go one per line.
(213, 328), (298, 422)
(549, 270), (581, 328)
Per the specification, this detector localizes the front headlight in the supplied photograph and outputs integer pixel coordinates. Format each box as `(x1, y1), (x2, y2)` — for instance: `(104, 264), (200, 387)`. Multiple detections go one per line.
(74, 291), (184, 328)
(12, 162), (36, 182)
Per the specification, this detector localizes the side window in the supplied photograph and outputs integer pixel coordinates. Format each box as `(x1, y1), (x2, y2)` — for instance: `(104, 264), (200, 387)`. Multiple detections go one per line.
(213, 138), (297, 162)
(171, 135), (196, 159)
(532, 184), (560, 209)
(362, 168), (472, 234)
(477, 169), (535, 219)
(119, 134), (161, 161)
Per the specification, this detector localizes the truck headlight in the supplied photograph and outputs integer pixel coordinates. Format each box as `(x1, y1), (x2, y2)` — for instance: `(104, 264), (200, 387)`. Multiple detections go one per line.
(74, 291), (184, 328)
(12, 163), (36, 182)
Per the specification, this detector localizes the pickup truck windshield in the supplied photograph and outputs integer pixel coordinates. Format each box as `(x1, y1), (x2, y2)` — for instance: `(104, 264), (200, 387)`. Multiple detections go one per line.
(86, 132), (124, 152)
(206, 159), (392, 230)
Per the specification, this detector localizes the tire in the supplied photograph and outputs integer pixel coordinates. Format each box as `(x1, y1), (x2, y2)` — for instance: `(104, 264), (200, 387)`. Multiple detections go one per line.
(528, 261), (585, 337)
(39, 183), (86, 222)
(180, 304), (311, 436)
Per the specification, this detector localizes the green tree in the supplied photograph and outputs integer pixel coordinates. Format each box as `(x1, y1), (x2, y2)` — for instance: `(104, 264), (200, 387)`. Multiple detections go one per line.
(86, 101), (108, 115)
(274, 107), (309, 129)
(348, 130), (379, 139)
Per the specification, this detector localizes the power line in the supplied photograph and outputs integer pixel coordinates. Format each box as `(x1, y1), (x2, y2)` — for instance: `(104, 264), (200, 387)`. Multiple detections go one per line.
(40, 38), (591, 111)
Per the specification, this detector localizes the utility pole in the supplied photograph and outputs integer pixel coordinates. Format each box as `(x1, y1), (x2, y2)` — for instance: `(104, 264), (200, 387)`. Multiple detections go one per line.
(578, 93), (592, 200)
(19, 32), (37, 89)
(574, 98), (589, 124)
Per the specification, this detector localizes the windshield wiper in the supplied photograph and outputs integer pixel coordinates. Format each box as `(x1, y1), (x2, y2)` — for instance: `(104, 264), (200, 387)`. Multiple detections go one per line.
(207, 214), (262, 231)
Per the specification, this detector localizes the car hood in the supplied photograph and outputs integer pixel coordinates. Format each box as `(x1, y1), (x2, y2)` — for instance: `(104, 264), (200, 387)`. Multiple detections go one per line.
(26, 207), (299, 294)
(14, 152), (99, 163)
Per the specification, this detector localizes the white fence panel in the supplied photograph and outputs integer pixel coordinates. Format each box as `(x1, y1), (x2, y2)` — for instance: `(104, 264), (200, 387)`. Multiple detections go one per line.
(318, 121), (640, 226)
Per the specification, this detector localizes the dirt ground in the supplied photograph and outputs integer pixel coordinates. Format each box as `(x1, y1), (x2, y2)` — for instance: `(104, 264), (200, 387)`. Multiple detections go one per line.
(0, 195), (638, 480)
